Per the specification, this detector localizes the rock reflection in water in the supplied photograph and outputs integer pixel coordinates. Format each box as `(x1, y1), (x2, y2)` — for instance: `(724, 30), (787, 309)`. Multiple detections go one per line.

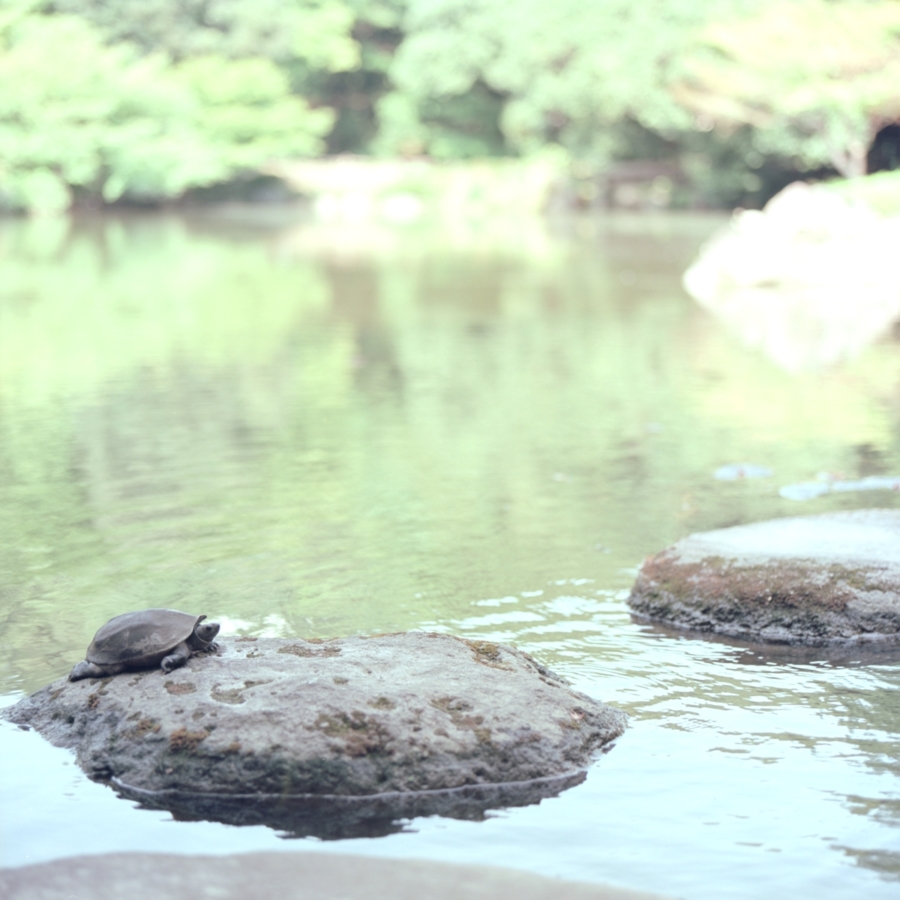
(111, 771), (586, 839)
(636, 618), (900, 670)
(779, 475), (900, 501)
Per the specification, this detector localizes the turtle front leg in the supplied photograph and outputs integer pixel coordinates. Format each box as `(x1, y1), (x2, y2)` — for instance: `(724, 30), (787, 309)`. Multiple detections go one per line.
(160, 640), (192, 674)
(69, 661), (125, 681)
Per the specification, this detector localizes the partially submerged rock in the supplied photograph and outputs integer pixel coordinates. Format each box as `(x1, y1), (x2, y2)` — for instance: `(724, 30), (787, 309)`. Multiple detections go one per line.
(628, 509), (900, 646)
(0, 851), (671, 900)
(5, 632), (625, 836)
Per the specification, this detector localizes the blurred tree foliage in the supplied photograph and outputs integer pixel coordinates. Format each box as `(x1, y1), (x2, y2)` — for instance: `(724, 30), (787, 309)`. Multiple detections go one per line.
(48, 0), (360, 65)
(0, 1), (336, 210)
(676, 0), (900, 178)
(375, 0), (804, 199)
(2, 0), (900, 211)
(48, 0), (398, 154)
(382, 0), (738, 157)
(291, 0), (407, 154)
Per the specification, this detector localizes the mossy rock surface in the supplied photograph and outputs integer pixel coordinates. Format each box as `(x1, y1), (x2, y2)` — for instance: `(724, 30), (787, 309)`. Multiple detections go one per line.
(4, 632), (624, 825)
(628, 509), (900, 646)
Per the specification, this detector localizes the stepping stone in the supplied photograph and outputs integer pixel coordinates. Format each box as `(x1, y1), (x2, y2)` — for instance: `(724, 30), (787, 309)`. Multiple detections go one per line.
(4, 632), (625, 836)
(0, 851), (671, 900)
(627, 509), (900, 645)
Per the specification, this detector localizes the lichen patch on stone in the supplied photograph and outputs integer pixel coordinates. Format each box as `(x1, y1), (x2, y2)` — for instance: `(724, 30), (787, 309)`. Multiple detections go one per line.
(368, 696), (395, 709)
(210, 687), (247, 705)
(460, 638), (513, 670)
(314, 711), (392, 757)
(169, 727), (210, 753)
(278, 642), (341, 658)
(131, 718), (161, 738)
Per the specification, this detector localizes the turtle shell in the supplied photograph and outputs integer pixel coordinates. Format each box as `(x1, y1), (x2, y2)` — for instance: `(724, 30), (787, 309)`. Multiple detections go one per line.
(86, 609), (206, 667)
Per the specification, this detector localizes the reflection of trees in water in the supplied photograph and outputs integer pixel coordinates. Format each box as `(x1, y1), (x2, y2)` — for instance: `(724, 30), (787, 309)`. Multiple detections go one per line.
(631, 619), (900, 865)
(839, 847), (900, 881)
(826, 682), (900, 869)
(2, 214), (900, 694)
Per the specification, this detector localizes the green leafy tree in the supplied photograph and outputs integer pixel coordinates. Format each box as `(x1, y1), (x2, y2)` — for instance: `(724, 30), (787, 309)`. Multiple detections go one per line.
(676, 0), (900, 178)
(44, 0), (397, 155)
(172, 56), (333, 167)
(9, 0), (894, 208)
(291, 0), (408, 154)
(47, 0), (360, 67)
(0, 7), (332, 211)
(379, 0), (759, 160)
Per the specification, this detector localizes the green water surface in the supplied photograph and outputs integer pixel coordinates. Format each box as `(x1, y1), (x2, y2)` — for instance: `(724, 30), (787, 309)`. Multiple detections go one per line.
(1, 209), (899, 898)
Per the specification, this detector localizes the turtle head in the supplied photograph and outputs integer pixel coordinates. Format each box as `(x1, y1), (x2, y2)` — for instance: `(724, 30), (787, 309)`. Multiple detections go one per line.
(194, 617), (220, 647)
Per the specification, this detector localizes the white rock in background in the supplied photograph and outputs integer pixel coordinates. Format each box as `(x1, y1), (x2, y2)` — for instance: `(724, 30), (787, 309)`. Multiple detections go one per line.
(683, 181), (900, 371)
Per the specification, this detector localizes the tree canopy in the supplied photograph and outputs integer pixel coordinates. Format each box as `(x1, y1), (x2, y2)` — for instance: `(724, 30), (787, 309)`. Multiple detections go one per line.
(384, 0), (742, 157)
(47, 0), (360, 65)
(1, 0), (899, 211)
(0, 2), (336, 210)
(676, 0), (900, 177)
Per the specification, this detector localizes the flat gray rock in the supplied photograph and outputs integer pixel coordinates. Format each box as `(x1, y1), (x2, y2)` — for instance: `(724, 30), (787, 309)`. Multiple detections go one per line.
(5, 632), (625, 834)
(627, 509), (900, 645)
(0, 852), (670, 900)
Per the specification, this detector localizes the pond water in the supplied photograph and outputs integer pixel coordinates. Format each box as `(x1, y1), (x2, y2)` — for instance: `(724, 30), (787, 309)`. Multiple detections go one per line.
(1, 208), (899, 898)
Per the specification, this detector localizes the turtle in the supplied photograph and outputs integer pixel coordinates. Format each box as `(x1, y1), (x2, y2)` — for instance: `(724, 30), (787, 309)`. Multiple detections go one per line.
(69, 609), (221, 681)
